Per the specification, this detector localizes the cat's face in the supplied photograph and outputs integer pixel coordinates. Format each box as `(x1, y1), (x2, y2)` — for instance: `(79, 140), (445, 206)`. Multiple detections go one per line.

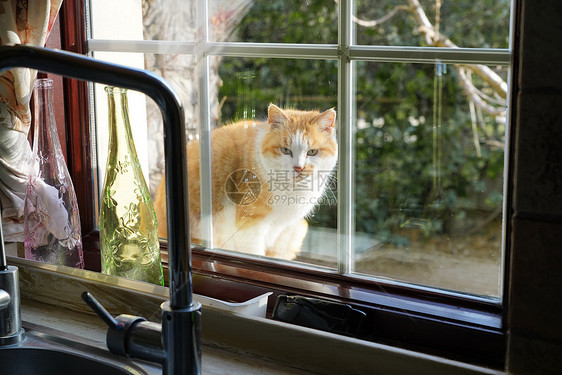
(259, 104), (338, 190)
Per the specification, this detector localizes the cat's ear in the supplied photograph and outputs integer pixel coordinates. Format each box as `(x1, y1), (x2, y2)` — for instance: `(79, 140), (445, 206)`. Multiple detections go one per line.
(268, 104), (290, 129)
(315, 108), (336, 135)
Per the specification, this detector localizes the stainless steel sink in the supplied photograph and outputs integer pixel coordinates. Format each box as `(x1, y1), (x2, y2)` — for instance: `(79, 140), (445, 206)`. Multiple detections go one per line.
(0, 322), (160, 375)
(0, 348), (139, 375)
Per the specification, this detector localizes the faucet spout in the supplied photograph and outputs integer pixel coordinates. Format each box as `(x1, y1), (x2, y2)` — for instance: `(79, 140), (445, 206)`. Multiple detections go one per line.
(0, 45), (201, 374)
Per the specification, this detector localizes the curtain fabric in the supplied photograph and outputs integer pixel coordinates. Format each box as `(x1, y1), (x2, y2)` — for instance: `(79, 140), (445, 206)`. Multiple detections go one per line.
(0, 0), (63, 241)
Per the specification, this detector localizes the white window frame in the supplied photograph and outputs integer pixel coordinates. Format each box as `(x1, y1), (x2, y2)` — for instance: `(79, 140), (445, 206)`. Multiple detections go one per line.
(86, 0), (513, 298)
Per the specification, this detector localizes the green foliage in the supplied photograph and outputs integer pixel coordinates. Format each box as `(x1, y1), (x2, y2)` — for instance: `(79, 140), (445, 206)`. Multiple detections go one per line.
(355, 0), (511, 48)
(231, 0), (337, 44)
(219, 57), (337, 121)
(218, 0), (509, 245)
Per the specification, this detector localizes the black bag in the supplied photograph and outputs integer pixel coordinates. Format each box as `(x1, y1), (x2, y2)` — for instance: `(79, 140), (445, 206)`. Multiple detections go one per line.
(272, 295), (367, 338)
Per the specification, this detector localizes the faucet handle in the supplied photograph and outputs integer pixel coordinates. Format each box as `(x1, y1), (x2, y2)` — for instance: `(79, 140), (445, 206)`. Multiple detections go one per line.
(81, 291), (164, 363)
(81, 291), (121, 330)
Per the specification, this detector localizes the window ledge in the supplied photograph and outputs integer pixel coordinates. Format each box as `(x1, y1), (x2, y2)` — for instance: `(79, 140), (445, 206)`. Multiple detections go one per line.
(11, 256), (503, 375)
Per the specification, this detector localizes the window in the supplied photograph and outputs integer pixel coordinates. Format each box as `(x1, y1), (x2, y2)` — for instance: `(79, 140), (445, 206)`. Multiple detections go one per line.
(60, 0), (513, 368)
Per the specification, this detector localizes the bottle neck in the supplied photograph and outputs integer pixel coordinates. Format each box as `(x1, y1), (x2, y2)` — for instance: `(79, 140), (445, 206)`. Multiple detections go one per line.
(32, 79), (63, 159)
(106, 87), (136, 158)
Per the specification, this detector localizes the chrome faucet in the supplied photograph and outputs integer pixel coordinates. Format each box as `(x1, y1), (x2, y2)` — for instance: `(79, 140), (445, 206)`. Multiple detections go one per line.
(0, 214), (25, 346)
(0, 45), (202, 374)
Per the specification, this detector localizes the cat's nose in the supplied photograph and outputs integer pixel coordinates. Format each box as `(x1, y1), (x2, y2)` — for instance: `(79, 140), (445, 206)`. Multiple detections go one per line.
(293, 166), (304, 173)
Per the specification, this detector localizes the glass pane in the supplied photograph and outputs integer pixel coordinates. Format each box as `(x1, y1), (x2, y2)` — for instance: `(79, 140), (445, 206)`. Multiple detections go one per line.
(209, 57), (338, 266)
(90, 0), (338, 44)
(354, 61), (507, 297)
(142, 0), (197, 42)
(141, 53), (200, 192)
(210, 0), (337, 44)
(90, 52), (198, 237)
(88, 0), (145, 40)
(89, 0), (198, 42)
(90, 51), (149, 203)
(355, 0), (511, 48)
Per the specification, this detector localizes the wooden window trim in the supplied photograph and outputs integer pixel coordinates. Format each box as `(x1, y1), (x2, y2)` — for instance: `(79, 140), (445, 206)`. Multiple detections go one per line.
(188, 245), (505, 368)
(59, 0), (100, 268)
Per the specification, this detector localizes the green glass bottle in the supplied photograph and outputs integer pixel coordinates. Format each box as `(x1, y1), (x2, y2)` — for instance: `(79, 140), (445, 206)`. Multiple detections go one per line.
(99, 86), (164, 286)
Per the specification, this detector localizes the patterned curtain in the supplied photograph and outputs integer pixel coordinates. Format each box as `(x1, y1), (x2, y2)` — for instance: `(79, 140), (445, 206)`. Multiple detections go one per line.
(0, 0), (63, 241)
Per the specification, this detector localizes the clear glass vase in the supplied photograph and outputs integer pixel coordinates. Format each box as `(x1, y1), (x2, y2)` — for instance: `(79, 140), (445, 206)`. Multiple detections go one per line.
(99, 86), (164, 286)
(24, 78), (84, 268)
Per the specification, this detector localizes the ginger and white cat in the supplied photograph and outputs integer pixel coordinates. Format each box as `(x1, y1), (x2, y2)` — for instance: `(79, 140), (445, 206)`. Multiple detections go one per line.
(154, 104), (337, 260)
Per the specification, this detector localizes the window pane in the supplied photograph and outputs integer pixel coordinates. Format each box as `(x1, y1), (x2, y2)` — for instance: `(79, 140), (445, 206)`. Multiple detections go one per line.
(354, 61), (507, 297)
(90, 52), (198, 217)
(90, 51), (149, 204)
(355, 0), (511, 48)
(89, 0), (197, 42)
(210, 0), (338, 44)
(141, 53), (200, 193)
(89, 0), (144, 40)
(209, 57), (338, 267)
(90, 0), (339, 44)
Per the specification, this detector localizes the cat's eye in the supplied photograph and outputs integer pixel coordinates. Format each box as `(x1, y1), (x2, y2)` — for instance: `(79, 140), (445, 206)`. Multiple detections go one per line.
(307, 149), (319, 156)
(280, 147), (292, 156)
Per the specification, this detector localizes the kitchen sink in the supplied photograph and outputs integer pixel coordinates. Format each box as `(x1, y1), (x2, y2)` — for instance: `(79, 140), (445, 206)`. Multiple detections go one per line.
(0, 322), (160, 375)
(0, 348), (141, 375)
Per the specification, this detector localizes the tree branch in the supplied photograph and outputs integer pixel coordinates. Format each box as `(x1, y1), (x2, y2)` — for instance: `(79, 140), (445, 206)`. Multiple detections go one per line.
(352, 5), (410, 28)
(457, 67), (506, 116)
(407, 0), (507, 99)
